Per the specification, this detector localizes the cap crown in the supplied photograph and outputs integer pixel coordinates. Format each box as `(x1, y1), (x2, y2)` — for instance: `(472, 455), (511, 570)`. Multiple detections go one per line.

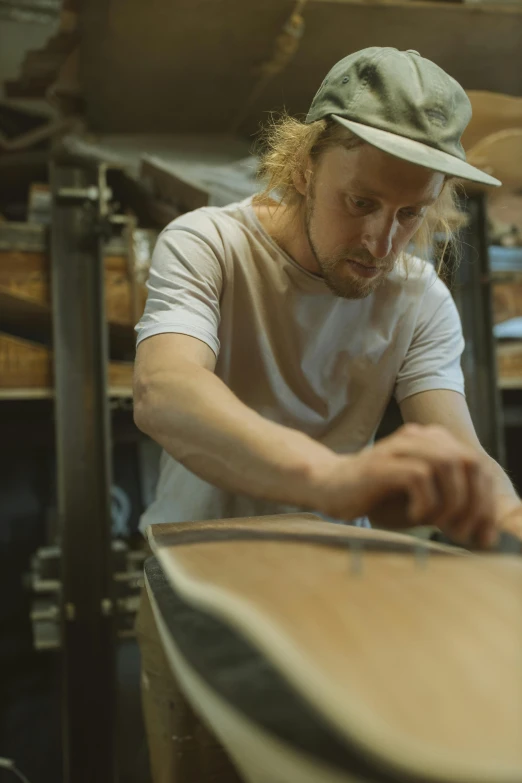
(306, 47), (472, 161)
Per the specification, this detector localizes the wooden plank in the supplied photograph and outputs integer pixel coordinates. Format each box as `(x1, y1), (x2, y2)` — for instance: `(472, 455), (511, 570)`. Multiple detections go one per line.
(0, 331), (51, 388)
(107, 362), (134, 390)
(489, 192), (522, 245)
(0, 331), (133, 392)
(462, 91), (522, 152)
(0, 248), (147, 326)
(0, 285), (136, 357)
(0, 388), (53, 400)
(0, 285), (52, 340)
(499, 377), (522, 390)
(149, 516), (522, 783)
(467, 129), (522, 190)
(497, 341), (522, 384)
(492, 283), (522, 324)
(0, 386), (133, 400)
(312, 0), (522, 9)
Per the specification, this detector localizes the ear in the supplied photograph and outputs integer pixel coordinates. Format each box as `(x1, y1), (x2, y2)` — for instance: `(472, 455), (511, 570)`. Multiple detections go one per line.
(293, 157), (313, 196)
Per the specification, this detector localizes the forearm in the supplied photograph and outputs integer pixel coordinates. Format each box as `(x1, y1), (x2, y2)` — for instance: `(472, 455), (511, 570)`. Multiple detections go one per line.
(134, 363), (338, 509)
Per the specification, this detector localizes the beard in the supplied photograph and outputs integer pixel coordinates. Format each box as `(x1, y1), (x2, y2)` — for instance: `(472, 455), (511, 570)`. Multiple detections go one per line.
(304, 188), (396, 300)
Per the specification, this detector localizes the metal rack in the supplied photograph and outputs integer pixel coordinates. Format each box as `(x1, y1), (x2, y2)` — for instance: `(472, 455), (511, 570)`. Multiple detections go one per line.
(450, 193), (505, 464)
(50, 155), (118, 783)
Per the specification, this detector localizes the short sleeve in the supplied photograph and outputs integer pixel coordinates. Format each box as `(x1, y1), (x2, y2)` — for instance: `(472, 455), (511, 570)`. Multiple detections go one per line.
(394, 275), (465, 404)
(135, 223), (225, 358)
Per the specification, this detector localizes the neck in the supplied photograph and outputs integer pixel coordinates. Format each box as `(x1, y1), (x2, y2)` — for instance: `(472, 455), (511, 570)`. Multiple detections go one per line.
(253, 199), (321, 276)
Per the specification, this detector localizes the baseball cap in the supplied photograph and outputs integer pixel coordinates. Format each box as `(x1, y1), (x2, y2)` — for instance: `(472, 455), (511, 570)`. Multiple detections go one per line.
(306, 47), (501, 188)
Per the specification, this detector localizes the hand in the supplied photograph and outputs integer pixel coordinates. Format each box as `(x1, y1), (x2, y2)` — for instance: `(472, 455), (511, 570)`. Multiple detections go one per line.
(315, 423), (496, 549)
(497, 505), (522, 541)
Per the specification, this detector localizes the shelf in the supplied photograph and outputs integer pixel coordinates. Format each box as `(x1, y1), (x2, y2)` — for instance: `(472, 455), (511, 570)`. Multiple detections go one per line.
(499, 378), (522, 390)
(0, 331), (134, 396)
(0, 285), (137, 358)
(0, 387), (133, 401)
(489, 246), (522, 273)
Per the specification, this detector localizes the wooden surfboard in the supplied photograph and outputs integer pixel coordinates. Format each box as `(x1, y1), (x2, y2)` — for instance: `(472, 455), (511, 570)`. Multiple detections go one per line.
(146, 514), (522, 783)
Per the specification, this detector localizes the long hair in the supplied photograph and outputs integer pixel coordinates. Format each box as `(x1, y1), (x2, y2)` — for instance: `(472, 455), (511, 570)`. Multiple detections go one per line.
(253, 113), (466, 281)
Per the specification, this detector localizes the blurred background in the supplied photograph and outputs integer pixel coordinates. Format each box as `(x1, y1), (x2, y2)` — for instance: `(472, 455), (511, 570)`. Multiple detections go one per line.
(0, 1), (522, 782)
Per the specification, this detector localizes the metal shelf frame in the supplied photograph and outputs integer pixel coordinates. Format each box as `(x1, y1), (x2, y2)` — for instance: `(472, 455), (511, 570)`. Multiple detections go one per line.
(451, 193), (505, 464)
(50, 155), (118, 783)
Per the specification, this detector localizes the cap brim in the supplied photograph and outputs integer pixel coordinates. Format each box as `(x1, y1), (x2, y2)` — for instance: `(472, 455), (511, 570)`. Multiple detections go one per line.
(332, 115), (502, 188)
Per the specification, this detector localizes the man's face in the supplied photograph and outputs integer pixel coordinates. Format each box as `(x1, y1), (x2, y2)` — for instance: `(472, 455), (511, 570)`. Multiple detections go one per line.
(303, 144), (445, 299)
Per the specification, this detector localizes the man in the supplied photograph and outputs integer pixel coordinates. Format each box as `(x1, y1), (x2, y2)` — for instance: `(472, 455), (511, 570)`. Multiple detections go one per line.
(133, 47), (522, 782)
(134, 47), (522, 544)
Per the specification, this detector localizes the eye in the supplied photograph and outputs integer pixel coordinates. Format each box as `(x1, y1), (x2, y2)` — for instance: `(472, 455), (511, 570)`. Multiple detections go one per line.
(400, 207), (426, 220)
(350, 197), (372, 210)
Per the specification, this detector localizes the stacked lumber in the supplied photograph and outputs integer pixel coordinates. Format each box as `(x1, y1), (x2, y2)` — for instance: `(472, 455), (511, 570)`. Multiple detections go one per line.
(496, 342), (522, 389)
(0, 331), (133, 397)
(0, 232), (147, 328)
(0, 222), (147, 395)
(492, 282), (522, 325)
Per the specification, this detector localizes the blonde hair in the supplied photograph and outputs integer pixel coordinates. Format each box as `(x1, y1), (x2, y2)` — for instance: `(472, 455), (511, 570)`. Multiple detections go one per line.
(253, 113), (466, 281)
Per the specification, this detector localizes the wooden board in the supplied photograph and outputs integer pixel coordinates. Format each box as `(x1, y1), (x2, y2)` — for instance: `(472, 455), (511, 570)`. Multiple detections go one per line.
(0, 285), (52, 337)
(0, 331), (133, 392)
(0, 285), (136, 358)
(148, 514), (522, 783)
(467, 129), (522, 190)
(492, 283), (522, 324)
(497, 340), (522, 387)
(0, 248), (147, 327)
(488, 192), (522, 246)
(462, 91), (522, 152)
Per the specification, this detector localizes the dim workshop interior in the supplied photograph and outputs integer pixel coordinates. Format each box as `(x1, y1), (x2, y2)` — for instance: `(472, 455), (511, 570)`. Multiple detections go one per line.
(2, 1), (522, 782)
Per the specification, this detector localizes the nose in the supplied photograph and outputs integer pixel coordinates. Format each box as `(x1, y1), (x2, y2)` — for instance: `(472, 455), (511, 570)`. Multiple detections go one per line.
(361, 213), (396, 260)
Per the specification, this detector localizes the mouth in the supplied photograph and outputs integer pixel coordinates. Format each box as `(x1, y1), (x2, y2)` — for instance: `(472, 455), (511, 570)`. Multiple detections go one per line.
(346, 259), (381, 279)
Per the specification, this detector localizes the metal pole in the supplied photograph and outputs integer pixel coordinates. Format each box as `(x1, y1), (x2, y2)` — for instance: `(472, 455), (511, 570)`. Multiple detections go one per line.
(451, 193), (505, 464)
(50, 157), (117, 783)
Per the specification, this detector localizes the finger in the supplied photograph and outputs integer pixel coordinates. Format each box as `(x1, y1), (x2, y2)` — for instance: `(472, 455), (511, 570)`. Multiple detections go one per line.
(363, 458), (438, 525)
(398, 428), (470, 529)
(475, 518), (499, 550)
(413, 430), (491, 544)
(467, 464), (496, 548)
(445, 460), (495, 547)
(404, 462), (440, 525)
(430, 459), (468, 534)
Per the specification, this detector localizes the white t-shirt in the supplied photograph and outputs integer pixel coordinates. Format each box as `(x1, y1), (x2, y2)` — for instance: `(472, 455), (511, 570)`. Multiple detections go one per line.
(135, 197), (465, 531)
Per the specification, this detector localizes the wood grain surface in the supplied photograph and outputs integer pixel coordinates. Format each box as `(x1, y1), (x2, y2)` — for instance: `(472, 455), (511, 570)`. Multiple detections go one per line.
(149, 515), (522, 783)
(0, 331), (133, 391)
(467, 129), (522, 190)
(0, 249), (146, 327)
(462, 91), (522, 151)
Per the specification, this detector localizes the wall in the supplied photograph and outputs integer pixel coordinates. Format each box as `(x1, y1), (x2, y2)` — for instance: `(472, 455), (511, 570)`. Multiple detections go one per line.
(79, 0), (522, 135)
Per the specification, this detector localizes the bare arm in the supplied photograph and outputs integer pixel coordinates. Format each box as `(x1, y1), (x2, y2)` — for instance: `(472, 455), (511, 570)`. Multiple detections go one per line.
(134, 336), (500, 544)
(133, 333), (338, 510)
